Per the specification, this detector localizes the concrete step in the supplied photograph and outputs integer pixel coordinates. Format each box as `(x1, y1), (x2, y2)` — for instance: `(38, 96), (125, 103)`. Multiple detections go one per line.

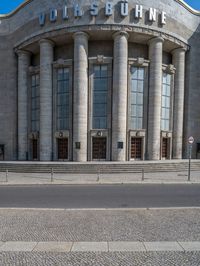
(0, 161), (199, 174)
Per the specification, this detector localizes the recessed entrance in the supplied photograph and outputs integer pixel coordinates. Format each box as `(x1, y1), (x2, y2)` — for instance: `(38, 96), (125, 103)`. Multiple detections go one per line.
(32, 139), (38, 160)
(131, 137), (142, 160)
(92, 137), (107, 160)
(162, 137), (169, 159)
(58, 138), (68, 160)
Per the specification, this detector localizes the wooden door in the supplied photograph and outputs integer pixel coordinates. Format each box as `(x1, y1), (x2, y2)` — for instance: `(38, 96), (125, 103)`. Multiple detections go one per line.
(162, 138), (168, 159)
(58, 138), (68, 160)
(32, 139), (38, 160)
(92, 137), (107, 160)
(131, 137), (142, 160)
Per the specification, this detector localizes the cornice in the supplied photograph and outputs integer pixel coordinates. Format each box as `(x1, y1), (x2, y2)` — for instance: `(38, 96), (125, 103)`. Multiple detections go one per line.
(0, 0), (199, 19)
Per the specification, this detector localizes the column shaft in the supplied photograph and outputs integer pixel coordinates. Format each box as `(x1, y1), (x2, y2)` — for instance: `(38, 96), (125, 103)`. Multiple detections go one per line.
(112, 31), (129, 161)
(39, 39), (54, 161)
(73, 32), (89, 162)
(172, 48), (186, 159)
(17, 50), (31, 161)
(147, 37), (164, 160)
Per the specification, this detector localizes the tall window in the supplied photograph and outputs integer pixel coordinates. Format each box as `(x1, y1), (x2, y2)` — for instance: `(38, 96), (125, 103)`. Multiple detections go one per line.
(31, 74), (40, 132)
(130, 67), (145, 129)
(161, 73), (171, 131)
(93, 65), (108, 129)
(57, 68), (70, 130)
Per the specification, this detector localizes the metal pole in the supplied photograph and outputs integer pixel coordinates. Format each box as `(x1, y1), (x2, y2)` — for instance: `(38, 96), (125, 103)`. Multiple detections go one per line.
(188, 145), (192, 182)
(142, 168), (144, 181)
(97, 167), (100, 182)
(6, 169), (8, 183)
(51, 168), (54, 183)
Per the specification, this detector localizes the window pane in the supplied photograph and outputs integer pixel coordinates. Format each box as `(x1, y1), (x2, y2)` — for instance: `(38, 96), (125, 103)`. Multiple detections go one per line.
(131, 67), (137, 79)
(167, 74), (171, 85)
(138, 68), (144, 80)
(130, 67), (144, 129)
(137, 81), (144, 92)
(131, 93), (136, 105)
(163, 73), (167, 83)
(136, 105), (143, 117)
(94, 65), (101, 77)
(131, 80), (138, 92)
(94, 93), (107, 104)
(166, 85), (171, 96)
(101, 65), (108, 77)
(136, 93), (143, 105)
(93, 65), (108, 129)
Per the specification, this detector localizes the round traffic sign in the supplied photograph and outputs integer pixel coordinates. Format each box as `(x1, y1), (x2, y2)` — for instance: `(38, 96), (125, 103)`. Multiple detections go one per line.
(188, 136), (194, 144)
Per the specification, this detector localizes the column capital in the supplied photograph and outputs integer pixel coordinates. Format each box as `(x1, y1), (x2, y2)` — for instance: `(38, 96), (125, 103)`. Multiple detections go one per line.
(171, 47), (187, 55)
(39, 38), (55, 47)
(73, 31), (90, 40)
(16, 49), (31, 57)
(148, 36), (164, 46)
(112, 31), (129, 40)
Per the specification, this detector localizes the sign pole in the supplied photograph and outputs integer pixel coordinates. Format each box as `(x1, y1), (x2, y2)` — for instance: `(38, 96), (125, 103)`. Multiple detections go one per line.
(188, 144), (192, 182)
(188, 136), (194, 182)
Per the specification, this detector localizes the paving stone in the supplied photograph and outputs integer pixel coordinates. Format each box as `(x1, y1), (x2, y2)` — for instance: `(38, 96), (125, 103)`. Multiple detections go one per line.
(144, 241), (184, 251)
(72, 242), (108, 252)
(0, 251), (200, 265)
(109, 241), (145, 252)
(33, 242), (73, 252)
(0, 209), (200, 242)
(179, 242), (200, 251)
(0, 241), (37, 252)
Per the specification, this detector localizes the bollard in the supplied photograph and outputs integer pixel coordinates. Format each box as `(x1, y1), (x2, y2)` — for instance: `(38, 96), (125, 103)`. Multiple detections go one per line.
(6, 169), (8, 183)
(97, 168), (100, 182)
(142, 169), (144, 181)
(51, 168), (54, 183)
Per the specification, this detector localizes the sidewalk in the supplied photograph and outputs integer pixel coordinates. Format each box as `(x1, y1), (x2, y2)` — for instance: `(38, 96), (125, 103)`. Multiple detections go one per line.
(0, 171), (199, 185)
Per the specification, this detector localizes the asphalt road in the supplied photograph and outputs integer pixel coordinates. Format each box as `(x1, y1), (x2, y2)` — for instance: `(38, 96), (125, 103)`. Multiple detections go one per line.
(0, 184), (200, 209)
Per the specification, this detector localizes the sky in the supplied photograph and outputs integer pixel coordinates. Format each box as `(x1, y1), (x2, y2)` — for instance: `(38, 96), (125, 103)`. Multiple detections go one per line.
(0, 0), (200, 14)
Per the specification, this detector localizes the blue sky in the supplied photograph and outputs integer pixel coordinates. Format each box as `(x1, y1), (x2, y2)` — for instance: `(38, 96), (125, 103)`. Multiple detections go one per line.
(0, 0), (200, 14)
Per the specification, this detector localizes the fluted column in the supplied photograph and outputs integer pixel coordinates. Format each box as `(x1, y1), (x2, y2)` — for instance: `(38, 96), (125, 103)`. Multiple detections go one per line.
(112, 31), (129, 161)
(147, 37), (164, 160)
(17, 50), (31, 161)
(73, 32), (89, 162)
(39, 39), (54, 161)
(172, 48), (186, 159)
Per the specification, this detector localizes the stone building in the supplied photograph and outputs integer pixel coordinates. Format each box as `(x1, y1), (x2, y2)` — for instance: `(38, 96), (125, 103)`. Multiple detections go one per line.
(0, 0), (199, 162)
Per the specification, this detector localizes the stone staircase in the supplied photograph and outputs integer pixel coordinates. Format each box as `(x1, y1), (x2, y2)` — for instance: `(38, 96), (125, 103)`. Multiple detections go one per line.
(0, 160), (199, 174)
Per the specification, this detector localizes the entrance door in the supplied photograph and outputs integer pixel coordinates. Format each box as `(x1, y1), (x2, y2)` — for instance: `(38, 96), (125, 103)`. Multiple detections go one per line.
(0, 145), (4, 161)
(162, 138), (169, 159)
(32, 139), (38, 160)
(58, 138), (68, 160)
(92, 137), (107, 160)
(131, 137), (142, 160)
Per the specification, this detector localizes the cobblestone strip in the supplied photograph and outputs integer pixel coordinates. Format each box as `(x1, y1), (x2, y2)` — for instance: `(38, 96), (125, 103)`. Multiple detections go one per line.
(0, 241), (199, 252)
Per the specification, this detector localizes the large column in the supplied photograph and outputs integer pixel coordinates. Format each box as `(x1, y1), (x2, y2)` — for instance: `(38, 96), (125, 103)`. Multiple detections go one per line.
(147, 37), (164, 160)
(172, 48), (186, 159)
(39, 39), (54, 161)
(17, 50), (31, 161)
(73, 32), (89, 162)
(112, 31), (129, 161)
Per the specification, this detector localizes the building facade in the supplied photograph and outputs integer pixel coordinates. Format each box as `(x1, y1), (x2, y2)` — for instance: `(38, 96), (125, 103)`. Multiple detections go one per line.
(0, 0), (199, 162)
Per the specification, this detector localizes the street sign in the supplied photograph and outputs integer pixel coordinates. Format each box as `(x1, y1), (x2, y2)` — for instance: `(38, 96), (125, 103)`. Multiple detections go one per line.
(188, 136), (194, 144)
